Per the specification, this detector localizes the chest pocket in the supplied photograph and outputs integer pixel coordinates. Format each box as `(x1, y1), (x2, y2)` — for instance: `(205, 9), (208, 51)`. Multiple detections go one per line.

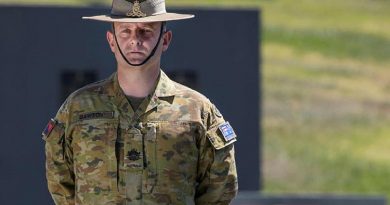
(154, 121), (200, 197)
(70, 119), (118, 194)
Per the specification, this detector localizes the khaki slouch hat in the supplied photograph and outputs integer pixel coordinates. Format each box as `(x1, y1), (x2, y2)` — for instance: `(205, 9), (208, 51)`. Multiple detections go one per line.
(83, 0), (194, 22)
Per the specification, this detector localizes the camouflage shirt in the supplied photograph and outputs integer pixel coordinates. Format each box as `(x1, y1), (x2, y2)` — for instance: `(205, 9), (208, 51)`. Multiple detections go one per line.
(43, 70), (238, 205)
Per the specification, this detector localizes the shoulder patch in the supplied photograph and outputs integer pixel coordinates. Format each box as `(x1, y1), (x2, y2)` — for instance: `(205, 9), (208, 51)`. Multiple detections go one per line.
(218, 121), (236, 141)
(207, 121), (237, 150)
(42, 119), (56, 139)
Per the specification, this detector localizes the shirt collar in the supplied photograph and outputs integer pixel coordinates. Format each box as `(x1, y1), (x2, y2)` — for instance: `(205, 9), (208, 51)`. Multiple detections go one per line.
(108, 70), (176, 110)
(153, 70), (176, 97)
(109, 70), (176, 98)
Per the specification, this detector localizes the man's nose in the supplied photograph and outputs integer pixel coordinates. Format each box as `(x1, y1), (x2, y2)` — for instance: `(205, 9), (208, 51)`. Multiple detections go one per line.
(129, 31), (141, 46)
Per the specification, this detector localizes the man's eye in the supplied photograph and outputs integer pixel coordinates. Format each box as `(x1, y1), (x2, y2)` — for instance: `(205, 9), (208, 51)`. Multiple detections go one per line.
(140, 29), (152, 34)
(119, 29), (130, 36)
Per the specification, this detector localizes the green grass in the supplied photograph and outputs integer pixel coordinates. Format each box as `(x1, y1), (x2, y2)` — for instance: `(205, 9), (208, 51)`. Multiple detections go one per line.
(3, 0), (390, 200)
(265, 27), (390, 61)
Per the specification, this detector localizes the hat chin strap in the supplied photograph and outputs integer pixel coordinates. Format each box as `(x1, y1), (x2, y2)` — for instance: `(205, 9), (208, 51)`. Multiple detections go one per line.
(112, 23), (164, 67)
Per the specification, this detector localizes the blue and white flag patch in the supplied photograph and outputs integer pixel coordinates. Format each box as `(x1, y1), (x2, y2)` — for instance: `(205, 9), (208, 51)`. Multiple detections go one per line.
(218, 121), (236, 142)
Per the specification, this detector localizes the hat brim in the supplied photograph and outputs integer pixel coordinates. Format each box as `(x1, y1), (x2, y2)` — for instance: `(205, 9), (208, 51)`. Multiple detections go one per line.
(82, 12), (194, 23)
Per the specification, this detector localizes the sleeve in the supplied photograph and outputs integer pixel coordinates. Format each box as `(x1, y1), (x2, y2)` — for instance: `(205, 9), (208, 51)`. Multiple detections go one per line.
(42, 101), (75, 205)
(195, 104), (238, 205)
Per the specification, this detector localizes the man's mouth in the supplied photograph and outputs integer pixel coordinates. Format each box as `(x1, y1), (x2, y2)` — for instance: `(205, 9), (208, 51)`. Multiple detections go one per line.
(128, 51), (144, 55)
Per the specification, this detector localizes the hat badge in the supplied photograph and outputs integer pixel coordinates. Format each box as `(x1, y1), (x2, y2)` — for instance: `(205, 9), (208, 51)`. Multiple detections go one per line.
(126, 0), (147, 17)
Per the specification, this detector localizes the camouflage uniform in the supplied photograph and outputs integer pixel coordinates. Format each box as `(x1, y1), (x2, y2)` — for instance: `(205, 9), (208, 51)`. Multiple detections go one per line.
(43, 70), (238, 205)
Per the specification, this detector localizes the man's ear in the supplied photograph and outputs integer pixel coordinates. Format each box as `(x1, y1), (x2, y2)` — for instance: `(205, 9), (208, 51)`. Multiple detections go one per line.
(106, 30), (116, 53)
(162, 30), (172, 52)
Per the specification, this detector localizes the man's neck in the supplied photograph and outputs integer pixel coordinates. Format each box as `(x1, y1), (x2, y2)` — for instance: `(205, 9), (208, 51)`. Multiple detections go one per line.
(117, 64), (160, 98)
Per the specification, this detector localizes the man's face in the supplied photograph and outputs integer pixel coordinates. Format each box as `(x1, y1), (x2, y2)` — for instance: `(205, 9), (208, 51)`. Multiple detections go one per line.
(107, 22), (171, 66)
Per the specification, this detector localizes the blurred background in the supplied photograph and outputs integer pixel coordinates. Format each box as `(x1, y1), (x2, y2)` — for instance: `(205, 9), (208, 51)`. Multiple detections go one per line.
(1, 0), (389, 204)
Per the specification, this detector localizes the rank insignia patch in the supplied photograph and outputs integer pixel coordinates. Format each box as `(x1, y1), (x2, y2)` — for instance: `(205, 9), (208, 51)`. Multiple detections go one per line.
(218, 122), (236, 142)
(127, 149), (141, 161)
(42, 119), (56, 139)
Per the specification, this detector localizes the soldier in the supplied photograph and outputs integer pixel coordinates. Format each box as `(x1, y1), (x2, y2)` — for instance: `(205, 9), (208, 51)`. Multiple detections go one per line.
(42, 0), (238, 204)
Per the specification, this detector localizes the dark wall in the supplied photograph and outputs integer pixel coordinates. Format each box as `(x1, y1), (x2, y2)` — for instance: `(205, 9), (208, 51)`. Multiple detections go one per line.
(0, 6), (260, 204)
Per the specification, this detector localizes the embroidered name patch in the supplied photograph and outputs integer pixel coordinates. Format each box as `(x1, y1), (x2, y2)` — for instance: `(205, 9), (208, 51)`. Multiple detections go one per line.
(79, 111), (114, 120)
(218, 121), (236, 142)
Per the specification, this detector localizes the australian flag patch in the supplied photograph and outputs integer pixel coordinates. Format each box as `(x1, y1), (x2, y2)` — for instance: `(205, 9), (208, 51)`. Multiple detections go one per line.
(218, 122), (236, 142)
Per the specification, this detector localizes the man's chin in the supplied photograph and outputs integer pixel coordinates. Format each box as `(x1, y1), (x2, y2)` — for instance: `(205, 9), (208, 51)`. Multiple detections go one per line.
(126, 57), (147, 66)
